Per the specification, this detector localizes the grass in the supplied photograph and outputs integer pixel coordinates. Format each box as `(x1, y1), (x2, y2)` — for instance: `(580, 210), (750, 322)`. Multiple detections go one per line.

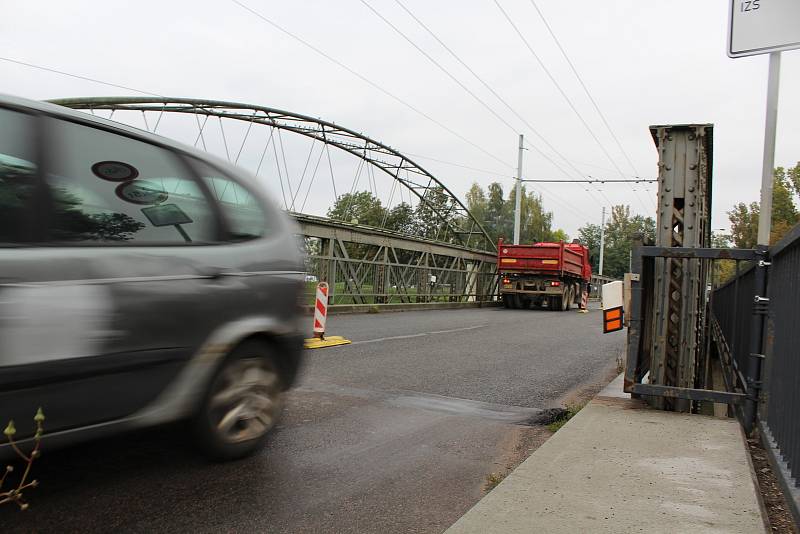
(546, 402), (586, 433)
(616, 353), (625, 374)
(484, 472), (506, 492)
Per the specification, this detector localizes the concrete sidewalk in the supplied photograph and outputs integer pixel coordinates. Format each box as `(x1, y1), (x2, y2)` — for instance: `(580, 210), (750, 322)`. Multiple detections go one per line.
(446, 374), (765, 533)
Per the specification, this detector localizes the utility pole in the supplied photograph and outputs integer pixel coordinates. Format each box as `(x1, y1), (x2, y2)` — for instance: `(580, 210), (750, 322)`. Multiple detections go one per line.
(599, 206), (606, 276)
(513, 134), (523, 245)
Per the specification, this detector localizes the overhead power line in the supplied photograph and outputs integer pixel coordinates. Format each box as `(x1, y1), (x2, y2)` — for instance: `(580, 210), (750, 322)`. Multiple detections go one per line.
(363, 0), (622, 222)
(492, 0), (625, 178)
(522, 178), (657, 184)
(359, 0), (574, 181)
(0, 56), (162, 97)
(386, 0), (628, 221)
(403, 152), (514, 178)
(492, 0), (653, 213)
(528, 0), (640, 177)
(230, 0), (513, 170)
(391, 0), (591, 183)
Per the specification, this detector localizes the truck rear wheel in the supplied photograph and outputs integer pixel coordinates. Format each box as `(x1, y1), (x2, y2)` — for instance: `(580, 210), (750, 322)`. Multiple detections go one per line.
(564, 288), (573, 311)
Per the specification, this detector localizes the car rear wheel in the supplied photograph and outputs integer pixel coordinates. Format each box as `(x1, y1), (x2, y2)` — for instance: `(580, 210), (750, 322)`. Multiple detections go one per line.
(193, 340), (284, 461)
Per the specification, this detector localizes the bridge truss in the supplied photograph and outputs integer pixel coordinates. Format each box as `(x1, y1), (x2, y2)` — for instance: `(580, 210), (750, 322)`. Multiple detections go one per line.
(50, 97), (499, 306)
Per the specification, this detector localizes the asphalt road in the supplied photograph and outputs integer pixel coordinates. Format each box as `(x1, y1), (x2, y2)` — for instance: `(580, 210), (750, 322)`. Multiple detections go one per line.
(2, 305), (624, 533)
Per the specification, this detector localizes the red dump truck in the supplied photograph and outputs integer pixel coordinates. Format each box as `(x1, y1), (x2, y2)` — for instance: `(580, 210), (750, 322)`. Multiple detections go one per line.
(498, 238), (592, 311)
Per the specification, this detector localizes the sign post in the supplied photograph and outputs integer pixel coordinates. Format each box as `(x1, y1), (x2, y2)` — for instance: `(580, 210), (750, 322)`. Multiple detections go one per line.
(757, 52), (781, 245)
(727, 0), (799, 431)
(727, 0), (800, 243)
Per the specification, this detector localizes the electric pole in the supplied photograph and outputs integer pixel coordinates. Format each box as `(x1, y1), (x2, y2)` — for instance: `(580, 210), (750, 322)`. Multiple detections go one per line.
(513, 134), (523, 245)
(599, 206), (606, 276)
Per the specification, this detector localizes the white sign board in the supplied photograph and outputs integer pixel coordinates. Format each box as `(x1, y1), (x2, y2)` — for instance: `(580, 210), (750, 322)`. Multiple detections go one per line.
(728, 0), (800, 57)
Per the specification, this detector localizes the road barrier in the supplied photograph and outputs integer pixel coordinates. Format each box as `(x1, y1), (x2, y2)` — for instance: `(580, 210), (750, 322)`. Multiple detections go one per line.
(579, 289), (588, 313)
(313, 282), (329, 339)
(305, 282), (351, 349)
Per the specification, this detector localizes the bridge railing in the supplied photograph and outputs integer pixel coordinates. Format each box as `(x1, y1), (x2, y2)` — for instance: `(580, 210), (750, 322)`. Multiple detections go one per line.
(294, 213), (499, 308)
(710, 224), (800, 519)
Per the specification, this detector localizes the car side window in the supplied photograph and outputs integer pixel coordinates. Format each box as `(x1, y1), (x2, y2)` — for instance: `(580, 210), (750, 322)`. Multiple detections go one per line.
(44, 118), (217, 244)
(0, 107), (39, 244)
(190, 159), (270, 241)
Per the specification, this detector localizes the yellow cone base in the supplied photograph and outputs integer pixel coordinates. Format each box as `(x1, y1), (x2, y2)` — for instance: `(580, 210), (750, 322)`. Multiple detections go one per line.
(304, 335), (352, 349)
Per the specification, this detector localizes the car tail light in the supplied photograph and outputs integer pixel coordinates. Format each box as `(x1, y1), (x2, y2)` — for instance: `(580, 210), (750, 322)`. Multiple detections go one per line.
(550, 281), (560, 287)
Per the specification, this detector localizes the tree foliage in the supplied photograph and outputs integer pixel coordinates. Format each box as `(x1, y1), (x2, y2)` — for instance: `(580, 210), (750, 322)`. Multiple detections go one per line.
(326, 189), (461, 241)
(327, 190), (386, 228)
(464, 181), (565, 245)
(576, 205), (655, 279)
(728, 164), (800, 248)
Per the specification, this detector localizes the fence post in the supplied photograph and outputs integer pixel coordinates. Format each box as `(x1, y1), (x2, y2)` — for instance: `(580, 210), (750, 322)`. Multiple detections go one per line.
(744, 245), (769, 434)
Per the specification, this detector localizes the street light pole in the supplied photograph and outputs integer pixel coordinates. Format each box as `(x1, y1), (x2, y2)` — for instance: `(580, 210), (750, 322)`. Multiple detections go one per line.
(513, 134), (523, 245)
(599, 206), (606, 276)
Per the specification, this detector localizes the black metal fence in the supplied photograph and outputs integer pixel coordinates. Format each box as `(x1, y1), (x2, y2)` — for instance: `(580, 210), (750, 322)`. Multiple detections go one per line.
(761, 225), (800, 497)
(710, 263), (754, 396)
(711, 224), (800, 521)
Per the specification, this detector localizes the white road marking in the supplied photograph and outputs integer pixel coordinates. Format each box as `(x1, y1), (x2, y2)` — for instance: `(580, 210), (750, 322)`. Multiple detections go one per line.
(350, 324), (488, 345)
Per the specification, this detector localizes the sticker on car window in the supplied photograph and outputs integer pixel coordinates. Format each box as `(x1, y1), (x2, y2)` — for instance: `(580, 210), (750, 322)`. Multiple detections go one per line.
(91, 161), (139, 182)
(115, 180), (168, 205)
(141, 203), (193, 227)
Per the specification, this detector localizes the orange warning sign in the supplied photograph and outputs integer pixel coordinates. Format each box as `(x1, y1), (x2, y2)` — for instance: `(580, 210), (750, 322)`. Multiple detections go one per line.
(603, 306), (624, 333)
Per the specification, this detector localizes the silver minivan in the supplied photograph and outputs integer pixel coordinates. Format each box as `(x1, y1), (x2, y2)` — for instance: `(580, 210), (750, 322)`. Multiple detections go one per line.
(0, 94), (305, 460)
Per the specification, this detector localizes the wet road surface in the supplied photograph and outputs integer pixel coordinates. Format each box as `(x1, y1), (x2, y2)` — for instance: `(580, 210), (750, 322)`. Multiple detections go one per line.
(1, 305), (624, 533)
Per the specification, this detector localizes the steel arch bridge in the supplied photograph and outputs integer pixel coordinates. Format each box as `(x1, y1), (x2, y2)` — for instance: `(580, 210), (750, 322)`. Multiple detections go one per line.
(49, 97), (495, 253)
(49, 97), (499, 306)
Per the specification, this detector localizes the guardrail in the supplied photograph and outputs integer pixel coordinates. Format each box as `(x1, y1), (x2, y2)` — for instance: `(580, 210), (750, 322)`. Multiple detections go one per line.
(295, 214), (498, 306)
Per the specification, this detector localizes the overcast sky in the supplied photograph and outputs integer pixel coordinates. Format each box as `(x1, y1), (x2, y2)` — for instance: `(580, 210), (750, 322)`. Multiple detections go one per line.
(2, 0), (798, 237)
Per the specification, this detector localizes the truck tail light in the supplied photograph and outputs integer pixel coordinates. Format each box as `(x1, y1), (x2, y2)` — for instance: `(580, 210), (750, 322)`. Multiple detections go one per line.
(550, 281), (560, 287)
(502, 278), (510, 284)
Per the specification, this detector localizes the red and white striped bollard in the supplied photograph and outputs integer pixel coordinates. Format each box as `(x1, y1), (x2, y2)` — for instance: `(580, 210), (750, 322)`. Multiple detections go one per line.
(313, 282), (329, 339)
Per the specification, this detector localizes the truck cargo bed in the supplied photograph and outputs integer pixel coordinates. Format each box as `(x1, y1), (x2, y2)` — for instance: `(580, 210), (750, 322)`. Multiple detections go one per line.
(497, 239), (589, 280)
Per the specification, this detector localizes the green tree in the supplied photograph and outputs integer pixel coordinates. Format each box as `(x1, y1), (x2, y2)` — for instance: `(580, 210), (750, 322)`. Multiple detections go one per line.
(509, 185), (555, 243)
(384, 202), (415, 235)
(484, 182), (509, 240)
(467, 182), (556, 244)
(414, 185), (458, 241)
(601, 205), (655, 278)
(578, 223), (602, 271)
(465, 182), (487, 228)
(551, 229), (569, 242)
(729, 201), (760, 248)
(577, 205), (654, 278)
(327, 190), (386, 227)
(728, 165), (800, 247)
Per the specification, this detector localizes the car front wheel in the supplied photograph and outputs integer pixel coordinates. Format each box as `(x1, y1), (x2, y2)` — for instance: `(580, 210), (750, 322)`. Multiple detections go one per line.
(193, 340), (284, 461)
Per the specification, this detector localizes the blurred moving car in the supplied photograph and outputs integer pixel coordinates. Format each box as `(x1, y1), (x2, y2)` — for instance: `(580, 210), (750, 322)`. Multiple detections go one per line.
(0, 94), (305, 460)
